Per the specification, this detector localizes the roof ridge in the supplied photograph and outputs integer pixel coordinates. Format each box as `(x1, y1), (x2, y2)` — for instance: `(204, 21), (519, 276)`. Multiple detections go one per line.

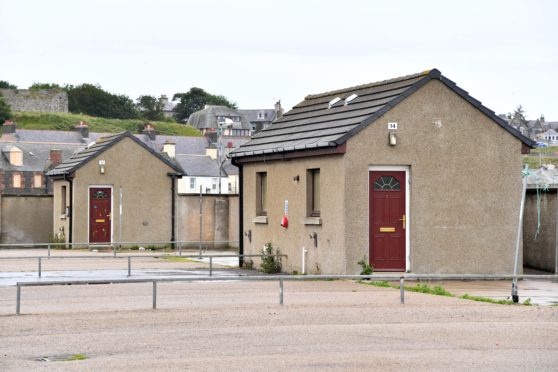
(305, 69), (436, 100)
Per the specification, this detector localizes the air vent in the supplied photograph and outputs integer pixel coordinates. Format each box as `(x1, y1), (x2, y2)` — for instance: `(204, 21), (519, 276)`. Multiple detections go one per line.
(328, 97), (341, 109)
(344, 93), (358, 105)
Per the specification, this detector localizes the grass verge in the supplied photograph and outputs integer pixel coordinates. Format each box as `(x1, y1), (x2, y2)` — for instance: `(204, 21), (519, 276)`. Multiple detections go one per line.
(360, 281), (533, 305)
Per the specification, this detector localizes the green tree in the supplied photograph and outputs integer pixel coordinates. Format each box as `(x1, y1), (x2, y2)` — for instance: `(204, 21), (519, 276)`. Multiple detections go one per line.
(0, 96), (12, 123)
(508, 105), (528, 131)
(29, 82), (64, 91)
(67, 84), (139, 119)
(137, 95), (165, 121)
(172, 87), (237, 122)
(0, 80), (17, 89)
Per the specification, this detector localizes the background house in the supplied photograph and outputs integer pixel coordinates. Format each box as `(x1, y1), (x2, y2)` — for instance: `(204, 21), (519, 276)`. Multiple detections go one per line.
(231, 69), (533, 275)
(47, 131), (183, 245)
(0, 120), (241, 244)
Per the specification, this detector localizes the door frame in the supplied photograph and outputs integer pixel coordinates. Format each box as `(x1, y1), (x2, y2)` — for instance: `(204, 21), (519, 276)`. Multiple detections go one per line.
(368, 166), (410, 272)
(87, 185), (114, 245)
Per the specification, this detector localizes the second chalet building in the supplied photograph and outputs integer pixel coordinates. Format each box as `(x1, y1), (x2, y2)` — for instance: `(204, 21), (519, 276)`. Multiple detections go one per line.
(230, 69), (534, 275)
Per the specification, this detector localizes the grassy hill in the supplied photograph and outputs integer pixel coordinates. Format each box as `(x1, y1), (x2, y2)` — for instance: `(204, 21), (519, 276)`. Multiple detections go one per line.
(9, 111), (201, 137)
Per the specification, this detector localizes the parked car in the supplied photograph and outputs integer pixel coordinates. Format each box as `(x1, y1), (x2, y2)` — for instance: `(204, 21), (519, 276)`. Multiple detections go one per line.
(535, 141), (549, 148)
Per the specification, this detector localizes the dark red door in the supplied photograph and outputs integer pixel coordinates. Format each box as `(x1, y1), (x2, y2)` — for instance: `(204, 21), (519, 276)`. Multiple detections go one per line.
(89, 187), (111, 244)
(369, 171), (406, 271)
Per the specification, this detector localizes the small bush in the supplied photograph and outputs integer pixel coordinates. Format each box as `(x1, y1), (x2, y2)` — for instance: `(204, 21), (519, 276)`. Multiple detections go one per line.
(357, 256), (373, 275)
(243, 259), (254, 270)
(260, 242), (282, 274)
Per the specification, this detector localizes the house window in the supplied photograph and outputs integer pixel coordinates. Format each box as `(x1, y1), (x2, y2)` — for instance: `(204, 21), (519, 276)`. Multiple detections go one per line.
(256, 172), (267, 216)
(212, 178), (218, 190)
(33, 174), (42, 188)
(61, 185), (67, 214)
(190, 177), (196, 189)
(307, 169), (320, 217)
(12, 174), (22, 188)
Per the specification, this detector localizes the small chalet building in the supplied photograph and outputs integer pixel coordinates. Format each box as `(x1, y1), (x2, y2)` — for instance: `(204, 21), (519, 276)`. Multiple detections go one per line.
(230, 69), (534, 274)
(47, 131), (183, 245)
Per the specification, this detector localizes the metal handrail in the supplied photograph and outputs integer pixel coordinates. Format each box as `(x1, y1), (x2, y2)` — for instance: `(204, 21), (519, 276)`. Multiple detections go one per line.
(14, 273), (558, 315)
(0, 253), (288, 278)
(0, 240), (240, 258)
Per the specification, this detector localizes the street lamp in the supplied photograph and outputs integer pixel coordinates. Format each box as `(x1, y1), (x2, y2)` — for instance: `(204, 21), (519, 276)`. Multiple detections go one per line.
(217, 118), (233, 195)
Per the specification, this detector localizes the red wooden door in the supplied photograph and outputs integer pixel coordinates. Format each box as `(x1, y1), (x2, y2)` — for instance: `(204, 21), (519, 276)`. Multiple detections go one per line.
(89, 187), (111, 244)
(369, 171), (406, 271)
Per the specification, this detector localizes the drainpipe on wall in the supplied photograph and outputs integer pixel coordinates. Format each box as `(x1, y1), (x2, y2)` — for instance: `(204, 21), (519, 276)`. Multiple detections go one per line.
(63, 174), (74, 244)
(238, 164), (244, 267)
(168, 173), (181, 249)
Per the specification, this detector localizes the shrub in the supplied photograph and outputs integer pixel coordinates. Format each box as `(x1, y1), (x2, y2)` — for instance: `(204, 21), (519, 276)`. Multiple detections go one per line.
(357, 256), (373, 275)
(260, 242), (282, 274)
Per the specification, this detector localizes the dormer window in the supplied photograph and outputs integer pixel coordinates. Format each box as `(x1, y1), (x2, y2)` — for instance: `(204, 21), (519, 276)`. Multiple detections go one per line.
(5, 146), (23, 166)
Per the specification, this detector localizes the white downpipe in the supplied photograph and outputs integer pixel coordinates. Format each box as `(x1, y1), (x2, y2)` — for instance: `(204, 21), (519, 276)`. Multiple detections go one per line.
(301, 246), (308, 274)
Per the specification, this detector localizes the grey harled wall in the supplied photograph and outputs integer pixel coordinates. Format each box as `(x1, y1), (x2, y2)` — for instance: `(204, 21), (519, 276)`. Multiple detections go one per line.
(177, 194), (238, 248)
(1, 195), (53, 243)
(524, 190), (557, 272)
(0, 89), (68, 113)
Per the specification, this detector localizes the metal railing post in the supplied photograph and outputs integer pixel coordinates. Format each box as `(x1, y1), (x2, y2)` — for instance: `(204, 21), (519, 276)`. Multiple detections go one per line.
(127, 256), (131, 277)
(279, 278), (284, 305)
(48, 244), (51, 259)
(113, 244), (117, 257)
(400, 277), (405, 304)
(152, 281), (157, 309)
(16, 284), (21, 315)
(209, 256), (213, 276)
(38, 257), (42, 278)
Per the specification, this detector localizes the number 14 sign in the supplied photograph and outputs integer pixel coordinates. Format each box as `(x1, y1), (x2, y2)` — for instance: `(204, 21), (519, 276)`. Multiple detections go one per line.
(388, 122), (398, 130)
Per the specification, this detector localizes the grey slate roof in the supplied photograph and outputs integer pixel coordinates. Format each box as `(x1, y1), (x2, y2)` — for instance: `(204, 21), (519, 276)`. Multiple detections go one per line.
(238, 109), (276, 123)
(135, 134), (209, 155)
(222, 159), (239, 176)
(2, 129), (209, 156)
(175, 154), (225, 177)
(3, 129), (102, 144)
(47, 131), (183, 177)
(0, 142), (83, 172)
(230, 69), (535, 159)
(188, 105), (251, 130)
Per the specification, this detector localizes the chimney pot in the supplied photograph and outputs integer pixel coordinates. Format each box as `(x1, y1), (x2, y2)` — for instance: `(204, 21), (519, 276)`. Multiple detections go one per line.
(50, 149), (63, 168)
(2, 120), (16, 135)
(142, 122), (156, 140)
(74, 120), (89, 138)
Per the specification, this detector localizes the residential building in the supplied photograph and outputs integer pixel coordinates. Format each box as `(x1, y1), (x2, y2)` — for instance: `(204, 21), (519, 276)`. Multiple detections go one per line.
(230, 69), (534, 275)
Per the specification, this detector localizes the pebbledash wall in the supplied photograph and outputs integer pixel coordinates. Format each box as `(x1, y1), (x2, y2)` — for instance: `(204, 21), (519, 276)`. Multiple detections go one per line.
(0, 89), (68, 113)
(0, 195), (53, 244)
(176, 195), (239, 248)
(523, 190), (557, 272)
(240, 80), (524, 275)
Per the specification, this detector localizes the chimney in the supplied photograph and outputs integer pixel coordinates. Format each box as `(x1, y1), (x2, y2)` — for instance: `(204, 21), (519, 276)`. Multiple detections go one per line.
(142, 122), (156, 141)
(74, 120), (89, 138)
(50, 149), (63, 168)
(274, 100), (284, 119)
(162, 140), (176, 159)
(160, 95), (168, 104)
(2, 120), (16, 135)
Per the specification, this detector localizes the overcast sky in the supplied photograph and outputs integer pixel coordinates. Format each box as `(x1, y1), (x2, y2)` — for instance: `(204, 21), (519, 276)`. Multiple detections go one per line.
(1, 0), (556, 119)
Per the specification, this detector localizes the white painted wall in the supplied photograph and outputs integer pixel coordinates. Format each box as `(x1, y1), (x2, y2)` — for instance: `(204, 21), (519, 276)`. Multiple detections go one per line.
(178, 176), (231, 194)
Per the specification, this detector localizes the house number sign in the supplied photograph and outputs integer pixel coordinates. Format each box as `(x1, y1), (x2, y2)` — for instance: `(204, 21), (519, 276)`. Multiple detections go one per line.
(388, 122), (398, 130)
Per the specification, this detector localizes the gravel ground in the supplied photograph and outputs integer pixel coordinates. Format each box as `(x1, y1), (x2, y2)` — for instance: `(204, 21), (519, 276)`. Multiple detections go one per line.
(1, 280), (558, 371)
